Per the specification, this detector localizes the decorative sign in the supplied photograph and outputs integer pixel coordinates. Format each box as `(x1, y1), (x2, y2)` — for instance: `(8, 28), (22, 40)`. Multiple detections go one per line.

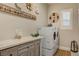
(25, 3), (32, 11)
(49, 12), (59, 23)
(0, 4), (36, 20)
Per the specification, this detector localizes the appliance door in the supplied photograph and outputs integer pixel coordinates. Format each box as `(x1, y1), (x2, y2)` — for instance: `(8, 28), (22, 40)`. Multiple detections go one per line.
(41, 37), (55, 49)
(41, 47), (57, 56)
(55, 31), (59, 49)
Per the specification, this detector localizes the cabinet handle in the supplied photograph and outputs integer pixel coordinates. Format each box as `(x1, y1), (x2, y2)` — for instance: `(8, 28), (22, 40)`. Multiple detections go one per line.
(10, 54), (13, 56)
(27, 46), (29, 48)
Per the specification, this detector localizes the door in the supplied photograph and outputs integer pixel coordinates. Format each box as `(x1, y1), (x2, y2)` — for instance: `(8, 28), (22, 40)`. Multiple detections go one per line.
(29, 44), (35, 56)
(18, 46), (30, 56)
(34, 40), (40, 56)
(1, 47), (17, 56)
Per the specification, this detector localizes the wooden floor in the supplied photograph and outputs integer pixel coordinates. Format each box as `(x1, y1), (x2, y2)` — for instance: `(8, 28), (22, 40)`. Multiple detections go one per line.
(54, 49), (71, 56)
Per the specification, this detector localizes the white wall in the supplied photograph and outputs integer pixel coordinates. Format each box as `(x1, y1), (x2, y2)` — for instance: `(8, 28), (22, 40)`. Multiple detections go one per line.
(0, 3), (48, 41)
(48, 3), (79, 51)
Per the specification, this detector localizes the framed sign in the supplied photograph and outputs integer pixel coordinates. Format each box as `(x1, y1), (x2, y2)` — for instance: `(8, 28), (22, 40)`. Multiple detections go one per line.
(0, 3), (36, 20)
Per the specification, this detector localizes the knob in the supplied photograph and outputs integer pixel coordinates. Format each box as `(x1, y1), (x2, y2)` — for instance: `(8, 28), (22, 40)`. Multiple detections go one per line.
(10, 54), (13, 56)
(27, 46), (29, 48)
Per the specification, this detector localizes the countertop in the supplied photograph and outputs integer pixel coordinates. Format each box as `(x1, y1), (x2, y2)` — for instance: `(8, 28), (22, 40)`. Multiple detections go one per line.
(0, 36), (42, 50)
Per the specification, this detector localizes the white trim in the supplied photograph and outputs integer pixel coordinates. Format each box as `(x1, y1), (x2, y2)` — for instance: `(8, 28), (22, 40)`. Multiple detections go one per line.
(59, 46), (70, 51)
(60, 8), (73, 30)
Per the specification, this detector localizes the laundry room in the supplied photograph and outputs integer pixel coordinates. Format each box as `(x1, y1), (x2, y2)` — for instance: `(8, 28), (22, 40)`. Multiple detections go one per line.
(0, 3), (79, 56)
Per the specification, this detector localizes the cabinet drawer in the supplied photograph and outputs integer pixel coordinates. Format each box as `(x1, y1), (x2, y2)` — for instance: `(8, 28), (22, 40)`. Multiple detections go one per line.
(1, 47), (17, 56)
(18, 42), (34, 50)
(18, 43), (30, 51)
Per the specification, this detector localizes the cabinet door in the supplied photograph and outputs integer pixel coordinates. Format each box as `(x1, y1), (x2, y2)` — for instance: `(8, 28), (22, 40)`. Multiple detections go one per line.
(29, 43), (35, 56)
(17, 43), (30, 56)
(18, 46), (30, 56)
(0, 52), (1, 56)
(34, 40), (40, 56)
(1, 47), (17, 56)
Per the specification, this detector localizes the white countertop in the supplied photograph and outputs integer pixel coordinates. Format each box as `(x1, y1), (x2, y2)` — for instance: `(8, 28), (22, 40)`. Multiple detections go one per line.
(0, 36), (42, 50)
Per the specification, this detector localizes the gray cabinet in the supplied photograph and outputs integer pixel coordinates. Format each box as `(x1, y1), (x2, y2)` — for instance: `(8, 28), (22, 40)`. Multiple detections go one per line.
(29, 43), (35, 56)
(17, 43), (31, 56)
(18, 47), (30, 56)
(1, 47), (17, 56)
(34, 40), (40, 56)
(0, 40), (40, 56)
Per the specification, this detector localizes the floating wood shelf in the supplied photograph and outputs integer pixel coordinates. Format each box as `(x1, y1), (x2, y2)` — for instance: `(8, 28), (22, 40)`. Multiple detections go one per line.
(0, 4), (36, 20)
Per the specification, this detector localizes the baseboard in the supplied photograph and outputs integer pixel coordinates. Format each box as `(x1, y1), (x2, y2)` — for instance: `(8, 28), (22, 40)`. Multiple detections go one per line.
(59, 46), (70, 51)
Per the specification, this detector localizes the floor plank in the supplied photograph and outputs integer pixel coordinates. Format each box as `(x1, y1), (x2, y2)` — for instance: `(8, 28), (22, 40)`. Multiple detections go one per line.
(54, 49), (71, 56)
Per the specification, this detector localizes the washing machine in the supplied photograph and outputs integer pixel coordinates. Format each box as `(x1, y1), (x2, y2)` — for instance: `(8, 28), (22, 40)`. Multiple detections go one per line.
(39, 27), (59, 56)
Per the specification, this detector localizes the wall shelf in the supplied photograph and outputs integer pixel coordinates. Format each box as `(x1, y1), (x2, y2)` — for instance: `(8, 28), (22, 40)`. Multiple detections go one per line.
(0, 4), (36, 20)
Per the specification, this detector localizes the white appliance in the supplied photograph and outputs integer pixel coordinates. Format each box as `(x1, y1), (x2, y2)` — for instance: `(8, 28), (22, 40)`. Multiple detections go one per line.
(38, 27), (59, 56)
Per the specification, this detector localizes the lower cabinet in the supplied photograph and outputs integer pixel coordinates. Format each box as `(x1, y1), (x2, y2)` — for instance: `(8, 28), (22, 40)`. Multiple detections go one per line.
(17, 42), (35, 56)
(29, 43), (35, 56)
(34, 40), (40, 56)
(0, 39), (40, 56)
(1, 47), (17, 56)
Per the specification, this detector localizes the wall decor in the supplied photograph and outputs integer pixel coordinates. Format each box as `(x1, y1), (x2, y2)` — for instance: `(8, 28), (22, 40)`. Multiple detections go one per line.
(0, 3), (36, 20)
(25, 3), (32, 11)
(49, 12), (59, 23)
(35, 10), (39, 15)
(15, 3), (21, 12)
